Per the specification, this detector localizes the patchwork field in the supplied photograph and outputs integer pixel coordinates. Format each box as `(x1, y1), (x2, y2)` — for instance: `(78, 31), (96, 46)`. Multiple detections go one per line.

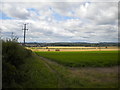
(35, 51), (119, 67)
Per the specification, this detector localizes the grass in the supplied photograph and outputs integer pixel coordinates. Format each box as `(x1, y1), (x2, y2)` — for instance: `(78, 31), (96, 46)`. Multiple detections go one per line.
(35, 51), (119, 67)
(3, 41), (118, 88)
(19, 53), (59, 88)
(19, 52), (118, 88)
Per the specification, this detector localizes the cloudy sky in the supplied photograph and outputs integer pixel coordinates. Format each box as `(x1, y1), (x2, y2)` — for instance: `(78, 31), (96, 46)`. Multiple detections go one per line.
(0, 1), (118, 43)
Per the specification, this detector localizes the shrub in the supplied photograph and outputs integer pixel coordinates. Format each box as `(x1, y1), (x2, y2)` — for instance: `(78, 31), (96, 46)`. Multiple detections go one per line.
(2, 40), (32, 88)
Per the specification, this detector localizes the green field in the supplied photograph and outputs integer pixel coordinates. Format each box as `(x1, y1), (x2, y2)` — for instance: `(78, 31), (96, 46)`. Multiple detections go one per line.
(35, 51), (119, 67)
(3, 41), (119, 88)
(20, 52), (118, 88)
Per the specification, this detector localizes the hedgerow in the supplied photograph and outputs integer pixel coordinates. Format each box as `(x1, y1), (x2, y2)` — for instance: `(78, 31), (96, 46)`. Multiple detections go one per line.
(2, 40), (32, 88)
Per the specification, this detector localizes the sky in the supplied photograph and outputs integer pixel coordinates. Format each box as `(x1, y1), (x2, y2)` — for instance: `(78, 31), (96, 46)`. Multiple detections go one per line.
(0, 0), (119, 43)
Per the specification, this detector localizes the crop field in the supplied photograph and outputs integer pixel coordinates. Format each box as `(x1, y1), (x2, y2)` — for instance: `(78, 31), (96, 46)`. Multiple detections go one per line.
(35, 51), (119, 67)
(21, 52), (119, 88)
(27, 46), (119, 52)
(33, 51), (119, 88)
(4, 41), (118, 88)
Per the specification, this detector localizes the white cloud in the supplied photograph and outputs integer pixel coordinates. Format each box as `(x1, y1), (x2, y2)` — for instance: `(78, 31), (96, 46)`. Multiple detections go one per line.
(1, 0), (119, 2)
(0, 2), (118, 43)
(2, 3), (30, 19)
(74, 2), (118, 25)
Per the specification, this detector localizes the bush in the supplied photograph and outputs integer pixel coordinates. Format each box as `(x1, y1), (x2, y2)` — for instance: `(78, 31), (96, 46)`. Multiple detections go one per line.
(2, 40), (32, 88)
(2, 60), (17, 87)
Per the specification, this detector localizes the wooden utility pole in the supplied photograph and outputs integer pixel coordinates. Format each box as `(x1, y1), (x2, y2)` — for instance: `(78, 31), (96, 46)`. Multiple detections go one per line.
(11, 32), (14, 40)
(22, 23), (28, 45)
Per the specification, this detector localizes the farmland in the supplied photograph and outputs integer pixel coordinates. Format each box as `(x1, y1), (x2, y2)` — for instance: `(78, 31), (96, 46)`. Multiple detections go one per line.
(2, 1), (120, 88)
(2, 41), (119, 88)
(21, 52), (119, 88)
(33, 50), (119, 88)
(27, 46), (119, 52)
(35, 51), (119, 67)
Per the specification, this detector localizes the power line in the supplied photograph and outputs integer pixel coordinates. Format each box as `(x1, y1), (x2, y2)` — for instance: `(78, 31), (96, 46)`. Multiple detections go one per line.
(22, 23), (28, 45)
